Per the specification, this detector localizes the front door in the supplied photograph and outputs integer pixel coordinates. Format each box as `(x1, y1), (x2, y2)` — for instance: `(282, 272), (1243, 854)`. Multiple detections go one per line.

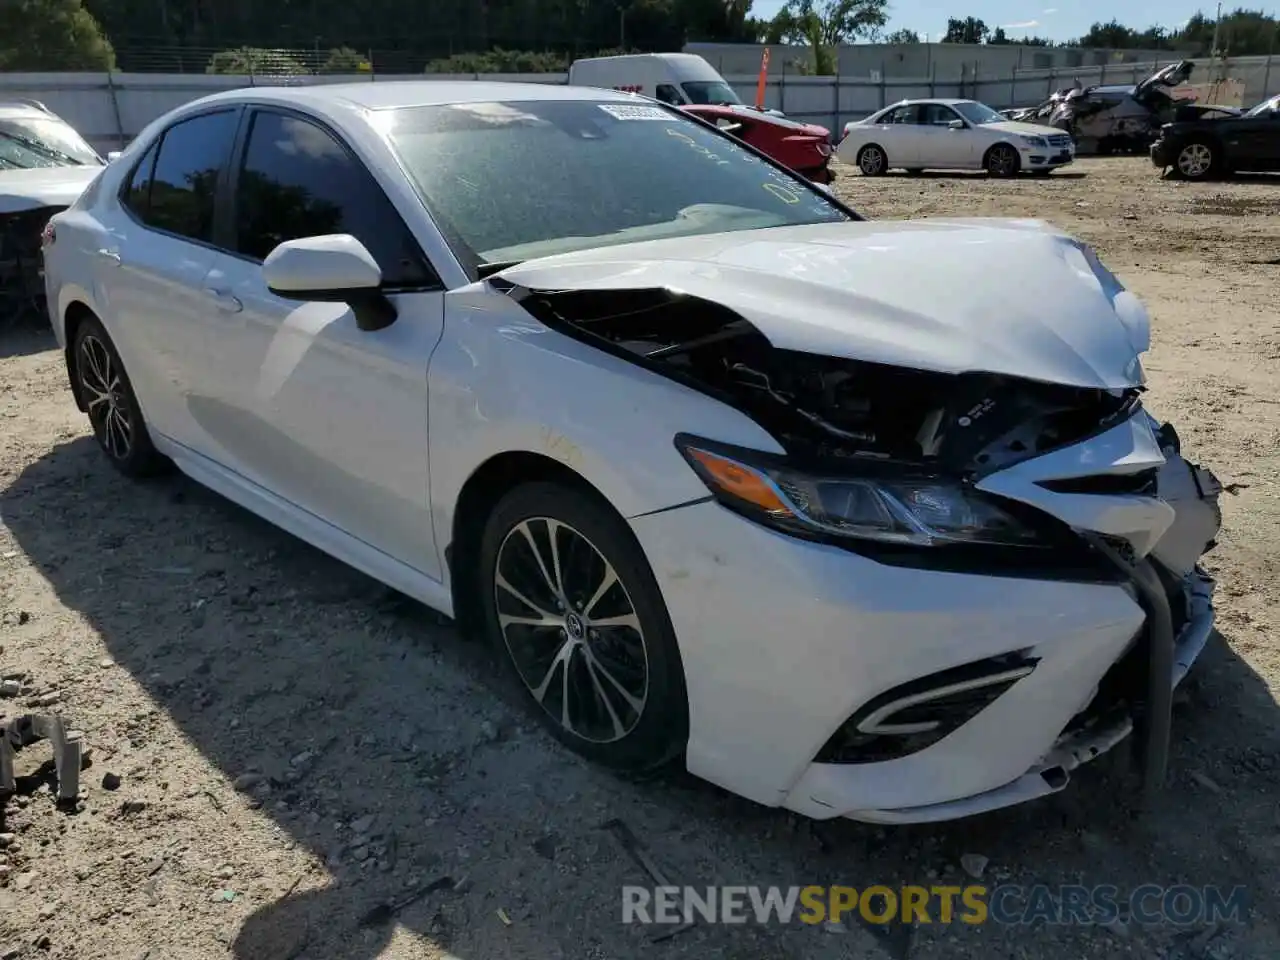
(914, 103), (972, 167)
(194, 107), (447, 579)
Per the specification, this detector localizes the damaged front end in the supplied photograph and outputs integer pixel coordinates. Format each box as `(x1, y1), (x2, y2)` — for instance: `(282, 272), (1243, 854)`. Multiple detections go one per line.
(492, 270), (1223, 806)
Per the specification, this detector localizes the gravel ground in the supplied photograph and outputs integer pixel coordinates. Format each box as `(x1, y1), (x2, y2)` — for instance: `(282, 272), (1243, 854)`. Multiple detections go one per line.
(1, 157), (1278, 960)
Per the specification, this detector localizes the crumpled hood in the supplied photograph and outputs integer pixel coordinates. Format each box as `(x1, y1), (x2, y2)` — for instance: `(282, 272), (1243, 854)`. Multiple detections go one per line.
(494, 218), (1151, 389)
(0, 165), (103, 214)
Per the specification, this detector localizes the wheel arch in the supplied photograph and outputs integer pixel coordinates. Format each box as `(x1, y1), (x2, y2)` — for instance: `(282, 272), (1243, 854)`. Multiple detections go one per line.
(446, 450), (623, 640)
(62, 300), (99, 413)
(983, 140), (1022, 173)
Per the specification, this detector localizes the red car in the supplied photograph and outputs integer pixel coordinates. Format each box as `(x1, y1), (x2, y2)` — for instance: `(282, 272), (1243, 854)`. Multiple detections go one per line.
(681, 104), (834, 183)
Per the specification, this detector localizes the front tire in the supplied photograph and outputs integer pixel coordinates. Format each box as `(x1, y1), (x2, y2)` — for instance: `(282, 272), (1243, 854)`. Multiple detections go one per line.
(984, 143), (1021, 177)
(71, 314), (168, 477)
(478, 482), (689, 771)
(1174, 140), (1217, 181)
(856, 143), (888, 176)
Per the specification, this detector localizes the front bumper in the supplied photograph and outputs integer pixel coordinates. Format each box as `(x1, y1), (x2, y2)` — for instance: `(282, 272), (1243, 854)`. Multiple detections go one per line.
(1023, 148), (1075, 169)
(629, 414), (1220, 823)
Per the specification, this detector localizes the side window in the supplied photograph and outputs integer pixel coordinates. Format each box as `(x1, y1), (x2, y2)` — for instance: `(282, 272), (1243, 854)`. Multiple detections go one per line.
(136, 110), (238, 242)
(121, 142), (157, 217)
(920, 104), (960, 126)
(234, 110), (432, 288)
(654, 84), (682, 106)
(882, 106), (919, 125)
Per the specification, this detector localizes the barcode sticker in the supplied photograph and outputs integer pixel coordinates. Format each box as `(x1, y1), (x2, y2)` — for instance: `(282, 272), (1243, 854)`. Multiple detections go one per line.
(598, 104), (670, 121)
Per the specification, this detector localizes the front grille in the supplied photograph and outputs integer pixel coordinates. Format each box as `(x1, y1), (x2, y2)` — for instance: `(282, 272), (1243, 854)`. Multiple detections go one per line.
(1047, 133), (1072, 147)
(1, 205), (64, 323)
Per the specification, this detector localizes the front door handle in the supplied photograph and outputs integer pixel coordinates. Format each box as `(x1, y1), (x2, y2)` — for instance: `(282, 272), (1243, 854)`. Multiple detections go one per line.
(96, 248), (121, 266)
(204, 288), (243, 314)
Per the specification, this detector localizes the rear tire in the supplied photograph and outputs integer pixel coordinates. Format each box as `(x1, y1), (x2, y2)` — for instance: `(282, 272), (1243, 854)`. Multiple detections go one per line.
(477, 482), (689, 772)
(70, 314), (169, 478)
(984, 143), (1021, 178)
(856, 143), (888, 176)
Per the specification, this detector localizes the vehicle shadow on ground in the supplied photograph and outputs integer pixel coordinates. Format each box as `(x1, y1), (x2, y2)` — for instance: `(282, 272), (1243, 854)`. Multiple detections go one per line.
(0, 321), (55, 360)
(4, 438), (1279, 959)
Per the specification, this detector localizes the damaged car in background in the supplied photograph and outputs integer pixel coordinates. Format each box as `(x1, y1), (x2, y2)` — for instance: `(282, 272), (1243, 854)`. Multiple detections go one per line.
(1038, 61), (1220, 154)
(42, 82), (1222, 824)
(0, 99), (105, 323)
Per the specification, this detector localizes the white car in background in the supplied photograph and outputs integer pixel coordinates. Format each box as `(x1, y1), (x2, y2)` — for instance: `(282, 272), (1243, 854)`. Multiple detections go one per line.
(43, 82), (1220, 825)
(1, 100), (106, 317)
(838, 98), (1075, 177)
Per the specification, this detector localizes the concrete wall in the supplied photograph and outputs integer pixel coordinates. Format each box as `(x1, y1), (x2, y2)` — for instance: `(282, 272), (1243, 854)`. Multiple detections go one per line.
(3, 56), (1276, 153)
(685, 42), (1196, 79)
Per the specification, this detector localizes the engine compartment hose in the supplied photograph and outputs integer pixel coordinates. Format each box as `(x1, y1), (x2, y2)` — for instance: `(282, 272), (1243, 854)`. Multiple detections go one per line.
(1081, 535), (1175, 810)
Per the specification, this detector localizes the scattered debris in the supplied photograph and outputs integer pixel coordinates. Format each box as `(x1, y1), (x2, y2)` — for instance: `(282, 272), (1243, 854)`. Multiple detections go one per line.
(0, 680), (21, 699)
(602, 818), (696, 943)
(210, 889), (237, 903)
(0, 713), (83, 802)
(496, 908), (513, 926)
(357, 875), (453, 928)
(101, 772), (121, 791)
(960, 853), (989, 879)
(231, 772), (262, 793)
(1189, 770), (1224, 794)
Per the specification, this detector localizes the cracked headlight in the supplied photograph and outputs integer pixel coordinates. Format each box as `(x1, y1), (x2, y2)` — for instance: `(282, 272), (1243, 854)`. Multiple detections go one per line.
(676, 436), (1046, 548)
(1019, 134), (1049, 148)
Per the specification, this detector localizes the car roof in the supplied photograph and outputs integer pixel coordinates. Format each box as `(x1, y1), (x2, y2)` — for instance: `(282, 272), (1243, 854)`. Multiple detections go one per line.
(191, 80), (640, 113)
(879, 98), (979, 109)
(0, 102), (57, 120)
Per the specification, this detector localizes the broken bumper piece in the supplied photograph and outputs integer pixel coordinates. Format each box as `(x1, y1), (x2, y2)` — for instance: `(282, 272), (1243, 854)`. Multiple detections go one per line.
(832, 568), (1214, 825)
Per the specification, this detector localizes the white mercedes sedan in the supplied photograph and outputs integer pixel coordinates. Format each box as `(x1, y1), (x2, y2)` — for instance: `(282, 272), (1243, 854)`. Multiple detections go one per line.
(838, 98), (1075, 176)
(43, 82), (1220, 824)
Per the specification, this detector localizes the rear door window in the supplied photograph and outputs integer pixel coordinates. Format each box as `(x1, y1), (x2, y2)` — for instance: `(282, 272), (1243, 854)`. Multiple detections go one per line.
(125, 109), (239, 243)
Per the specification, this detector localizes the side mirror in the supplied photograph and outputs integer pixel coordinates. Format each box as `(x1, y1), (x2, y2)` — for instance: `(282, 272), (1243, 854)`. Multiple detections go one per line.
(263, 234), (396, 332)
(106, 151), (122, 162)
(948, 119), (965, 130)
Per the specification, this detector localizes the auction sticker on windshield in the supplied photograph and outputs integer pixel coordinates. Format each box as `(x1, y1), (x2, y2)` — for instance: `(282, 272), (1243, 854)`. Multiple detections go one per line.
(597, 104), (670, 121)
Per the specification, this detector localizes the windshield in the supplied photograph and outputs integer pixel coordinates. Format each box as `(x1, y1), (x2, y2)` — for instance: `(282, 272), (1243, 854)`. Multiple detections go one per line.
(0, 117), (101, 169)
(1246, 94), (1280, 117)
(384, 99), (852, 268)
(951, 101), (1007, 125)
(681, 81), (742, 106)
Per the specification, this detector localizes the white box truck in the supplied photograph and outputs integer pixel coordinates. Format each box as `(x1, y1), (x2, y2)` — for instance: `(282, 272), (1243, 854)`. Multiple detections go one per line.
(568, 52), (781, 115)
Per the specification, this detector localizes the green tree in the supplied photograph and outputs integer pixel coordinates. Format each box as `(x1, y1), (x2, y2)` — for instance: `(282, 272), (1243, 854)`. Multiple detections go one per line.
(765, 0), (888, 74)
(942, 16), (989, 43)
(0, 0), (115, 71)
(884, 27), (920, 42)
(205, 47), (308, 75)
(319, 46), (372, 74)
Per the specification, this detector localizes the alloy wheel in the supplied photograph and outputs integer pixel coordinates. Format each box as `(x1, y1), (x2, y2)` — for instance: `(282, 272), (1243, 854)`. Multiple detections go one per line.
(1177, 143), (1212, 179)
(79, 334), (133, 460)
(989, 145), (1018, 176)
(493, 517), (650, 744)
(860, 146), (885, 175)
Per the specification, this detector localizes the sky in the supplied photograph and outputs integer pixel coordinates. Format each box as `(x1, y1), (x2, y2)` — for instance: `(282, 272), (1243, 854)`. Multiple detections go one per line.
(746, 1), (1239, 43)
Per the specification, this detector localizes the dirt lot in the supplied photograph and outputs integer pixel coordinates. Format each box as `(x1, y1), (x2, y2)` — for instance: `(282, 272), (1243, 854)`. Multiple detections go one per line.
(1, 157), (1278, 960)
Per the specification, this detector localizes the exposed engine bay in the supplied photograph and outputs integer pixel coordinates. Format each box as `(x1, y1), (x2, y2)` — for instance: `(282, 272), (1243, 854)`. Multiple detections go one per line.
(501, 283), (1139, 478)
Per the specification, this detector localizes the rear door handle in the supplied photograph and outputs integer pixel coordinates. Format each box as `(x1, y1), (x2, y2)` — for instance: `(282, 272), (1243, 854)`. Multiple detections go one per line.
(204, 287), (243, 314)
(96, 248), (121, 266)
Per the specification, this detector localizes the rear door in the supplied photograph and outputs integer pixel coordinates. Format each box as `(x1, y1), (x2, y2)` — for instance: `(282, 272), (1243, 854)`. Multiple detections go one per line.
(872, 104), (923, 165)
(1231, 101), (1280, 169)
(93, 107), (241, 446)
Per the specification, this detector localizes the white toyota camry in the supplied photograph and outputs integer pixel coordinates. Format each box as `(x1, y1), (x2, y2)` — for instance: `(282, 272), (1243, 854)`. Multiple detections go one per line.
(838, 98), (1075, 176)
(43, 82), (1220, 824)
